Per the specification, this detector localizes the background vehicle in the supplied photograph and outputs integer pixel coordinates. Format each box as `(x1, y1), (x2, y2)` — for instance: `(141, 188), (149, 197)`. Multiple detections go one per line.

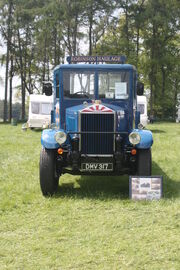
(28, 94), (53, 129)
(40, 56), (153, 196)
(137, 95), (148, 127)
(176, 94), (180, 123)
(176, 107), (180, 123)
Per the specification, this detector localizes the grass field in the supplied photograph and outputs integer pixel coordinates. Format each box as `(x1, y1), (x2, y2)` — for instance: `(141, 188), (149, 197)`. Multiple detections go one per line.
(0, 123), (180, 270)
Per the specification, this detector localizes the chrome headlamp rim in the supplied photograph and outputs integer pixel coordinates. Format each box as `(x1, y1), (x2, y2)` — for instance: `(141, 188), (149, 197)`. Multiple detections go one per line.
(54, 131), (67, 145)
(129, 131), (141, 145)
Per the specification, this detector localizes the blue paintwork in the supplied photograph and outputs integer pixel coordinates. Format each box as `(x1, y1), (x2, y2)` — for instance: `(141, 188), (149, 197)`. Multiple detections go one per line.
(131, 129), (153, 149)
(55, 64), (135, 131)
(41, 62), (153, 151)
(41, 129), (59, 149)
(66, 102), (128, 136)
(54, 63), (135, 71)
(41, 129), (68, 149)
(135, 111), (140, 128)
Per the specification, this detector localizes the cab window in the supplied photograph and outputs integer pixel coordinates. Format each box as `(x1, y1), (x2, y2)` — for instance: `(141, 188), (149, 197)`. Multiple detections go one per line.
(98, 71), (129, 99)
(63, 71), (95, 99)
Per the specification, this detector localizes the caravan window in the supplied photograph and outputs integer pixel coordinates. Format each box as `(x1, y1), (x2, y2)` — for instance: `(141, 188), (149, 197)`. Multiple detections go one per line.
(31, 102), (40, 114)
(137, 104), (145, 114)
(41, 103), (52, 115)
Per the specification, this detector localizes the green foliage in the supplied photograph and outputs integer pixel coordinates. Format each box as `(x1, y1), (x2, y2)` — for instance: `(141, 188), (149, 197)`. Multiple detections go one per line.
(0, 123), (180, 269)
(0, 0), (179, 121)
(0, 100), (25, 120)
(96, 0), (180, 119)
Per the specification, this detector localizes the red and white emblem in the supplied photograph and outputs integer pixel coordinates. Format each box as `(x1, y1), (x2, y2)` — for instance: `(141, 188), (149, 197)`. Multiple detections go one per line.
(81, 104), (113, 113)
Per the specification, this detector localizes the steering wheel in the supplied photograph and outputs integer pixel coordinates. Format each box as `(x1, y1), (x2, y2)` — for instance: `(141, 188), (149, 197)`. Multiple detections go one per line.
(71, 91), (90, 98)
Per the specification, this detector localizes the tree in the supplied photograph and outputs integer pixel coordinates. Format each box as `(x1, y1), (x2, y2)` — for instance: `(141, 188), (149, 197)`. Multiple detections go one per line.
(0, 0), (13, 122)
(95, 0), (180, 119)
(142, 0), (180, 118)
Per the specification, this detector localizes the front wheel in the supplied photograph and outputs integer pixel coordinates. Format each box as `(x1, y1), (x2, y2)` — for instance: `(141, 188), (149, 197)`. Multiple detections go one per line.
(40, 148), (59, 196)
(137, 148), (152, 176)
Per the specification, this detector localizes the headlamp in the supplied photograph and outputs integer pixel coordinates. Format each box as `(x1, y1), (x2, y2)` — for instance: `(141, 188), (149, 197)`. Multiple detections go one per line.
(129, 132), (141, 145)
(54, 131), (67, 145)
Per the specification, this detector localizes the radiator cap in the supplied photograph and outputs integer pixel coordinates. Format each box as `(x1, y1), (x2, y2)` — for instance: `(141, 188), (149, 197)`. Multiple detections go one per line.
(94, 100), (101, 104)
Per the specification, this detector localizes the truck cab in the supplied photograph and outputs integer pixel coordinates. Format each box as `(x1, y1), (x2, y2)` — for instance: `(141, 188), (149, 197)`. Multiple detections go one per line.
(40, 56), (153, 196)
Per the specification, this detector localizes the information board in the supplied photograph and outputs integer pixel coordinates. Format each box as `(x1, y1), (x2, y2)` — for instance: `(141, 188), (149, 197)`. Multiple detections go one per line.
(129, 176), (163, 200)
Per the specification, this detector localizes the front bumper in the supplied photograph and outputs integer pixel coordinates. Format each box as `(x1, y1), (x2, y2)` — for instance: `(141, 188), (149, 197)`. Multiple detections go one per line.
(58, 137), (137, 175)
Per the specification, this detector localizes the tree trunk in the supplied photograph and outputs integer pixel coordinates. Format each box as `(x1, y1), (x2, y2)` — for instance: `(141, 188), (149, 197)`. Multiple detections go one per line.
(67, 23), (72, 55)
(149, 74), (153, 118)
(88, 5), (93, 56)
(17, 29), (26, 120)
(9, 53), (13, 122)
(4, 42), (9, 122)
(3, 0), (13, 122)
(124, 1), (130, 58)
(173, 78), (178, 121)
(136, 27), (139, 66)
(54, 27), (57, 66)
(161, 65), (166, 96)
(47, 58), (50, 81)
(73, 13), (78, 56)
(42, 32), (47, 82)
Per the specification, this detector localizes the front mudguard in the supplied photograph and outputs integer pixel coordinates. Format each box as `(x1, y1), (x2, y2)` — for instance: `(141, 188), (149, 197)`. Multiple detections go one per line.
(132, 129), (153, 149)
(41, 129), (70, 149)
(41, 129), (59, 149)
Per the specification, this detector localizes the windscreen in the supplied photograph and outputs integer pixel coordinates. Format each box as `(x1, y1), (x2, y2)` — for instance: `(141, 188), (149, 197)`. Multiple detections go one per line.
(98, 71), (129, 99)
(63, 71), (95, 99)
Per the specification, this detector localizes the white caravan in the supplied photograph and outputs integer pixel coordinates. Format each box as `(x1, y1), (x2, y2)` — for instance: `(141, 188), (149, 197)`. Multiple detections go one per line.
(176, 107), (180, 123)
(28, 94), (53, 129)
(176, 94), (180, 123)
(137, 96), (148, 127)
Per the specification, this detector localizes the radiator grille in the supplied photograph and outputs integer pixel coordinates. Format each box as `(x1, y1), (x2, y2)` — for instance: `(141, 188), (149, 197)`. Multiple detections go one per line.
(80, 113), (115, 155)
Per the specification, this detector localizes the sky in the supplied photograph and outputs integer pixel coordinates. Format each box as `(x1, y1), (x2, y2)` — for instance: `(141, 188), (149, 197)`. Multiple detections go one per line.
(0, 34), (89, 102)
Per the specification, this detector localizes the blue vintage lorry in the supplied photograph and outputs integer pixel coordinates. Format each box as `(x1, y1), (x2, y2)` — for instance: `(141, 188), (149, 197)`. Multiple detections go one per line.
(40, 56), (153, 196)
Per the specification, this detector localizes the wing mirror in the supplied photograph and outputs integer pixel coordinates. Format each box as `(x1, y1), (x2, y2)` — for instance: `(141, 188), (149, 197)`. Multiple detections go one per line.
(137, 82), (144, 96)
(43, 82), (52, 96)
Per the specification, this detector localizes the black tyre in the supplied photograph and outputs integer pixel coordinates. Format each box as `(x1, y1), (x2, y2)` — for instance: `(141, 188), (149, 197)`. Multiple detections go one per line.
(40, 148), (59, 196)
(137, 148), (152, 176)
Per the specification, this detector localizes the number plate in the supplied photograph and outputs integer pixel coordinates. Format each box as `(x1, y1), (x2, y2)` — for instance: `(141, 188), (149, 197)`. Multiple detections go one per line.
(81, 163), (113, 171)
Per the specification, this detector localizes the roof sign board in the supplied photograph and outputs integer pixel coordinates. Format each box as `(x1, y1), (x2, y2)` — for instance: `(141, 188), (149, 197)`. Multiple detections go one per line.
(66, 55), (126, 64)
(129, 176), (163, 200)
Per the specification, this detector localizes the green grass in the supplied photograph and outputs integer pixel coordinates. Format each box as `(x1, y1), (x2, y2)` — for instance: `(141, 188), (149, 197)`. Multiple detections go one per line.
(0, 123), (180, 270)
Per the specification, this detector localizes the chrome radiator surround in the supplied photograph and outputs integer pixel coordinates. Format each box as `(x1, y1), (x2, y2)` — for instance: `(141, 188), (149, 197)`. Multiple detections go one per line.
(79, 111), (116, 155)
